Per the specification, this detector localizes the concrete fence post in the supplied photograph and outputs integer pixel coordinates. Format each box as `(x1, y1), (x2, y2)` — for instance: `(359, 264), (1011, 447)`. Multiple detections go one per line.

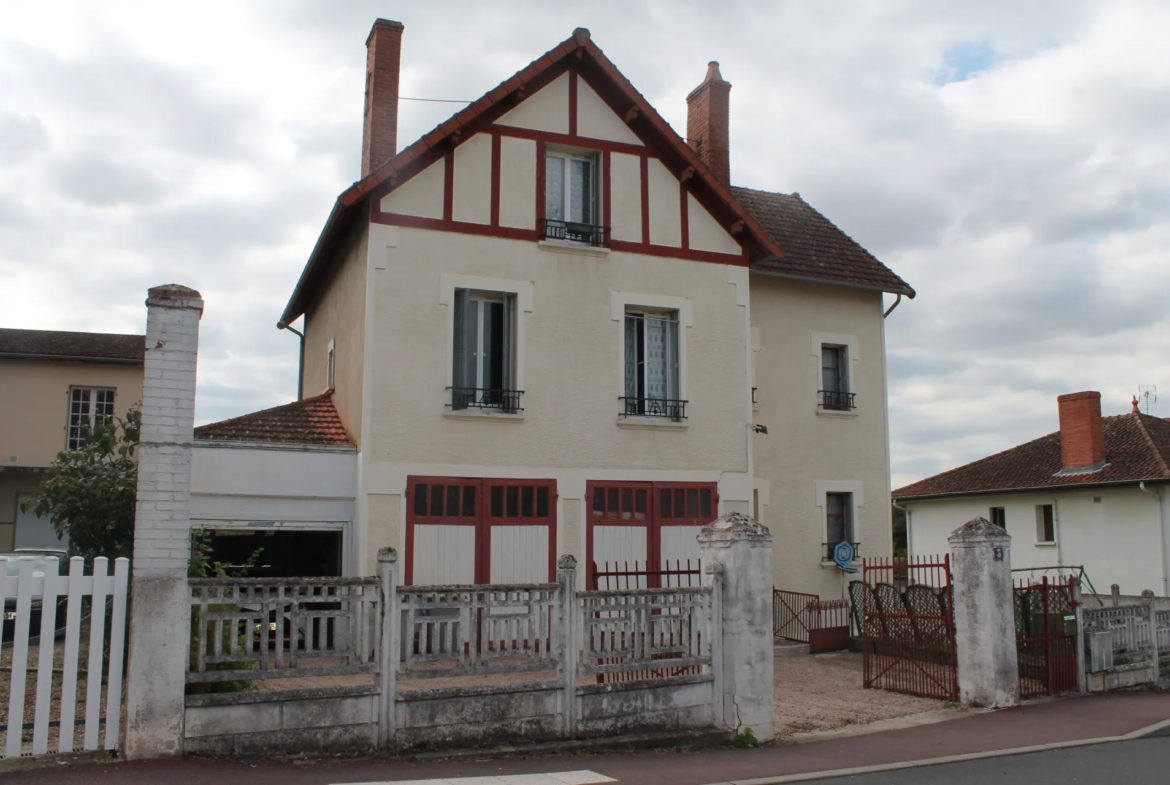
(697, 511), (774, 741)
(558, 555), (578, 738)
(948, 517), (1019, 708)
(124, 285), (204, 759)
(377, 547), (398, 749)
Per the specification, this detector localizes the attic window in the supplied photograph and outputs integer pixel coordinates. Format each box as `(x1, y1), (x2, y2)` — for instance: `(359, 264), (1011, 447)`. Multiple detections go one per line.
(542, 151), (608, 247)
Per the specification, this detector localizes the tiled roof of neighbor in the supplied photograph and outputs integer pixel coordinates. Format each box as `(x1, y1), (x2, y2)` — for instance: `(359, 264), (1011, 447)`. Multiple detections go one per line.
(194, 393), (353, 447)
(733, 187), (916, 297)
(893, 413), (1170, 500)
(0, 327), (144, 363)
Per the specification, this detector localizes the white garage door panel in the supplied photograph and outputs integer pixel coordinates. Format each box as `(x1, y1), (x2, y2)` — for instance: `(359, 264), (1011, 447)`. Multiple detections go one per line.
(660, 525), (702, 586)
(593, 525), (648, 588)
(490, 525), (550, 584)
(413, 524), (475, 585)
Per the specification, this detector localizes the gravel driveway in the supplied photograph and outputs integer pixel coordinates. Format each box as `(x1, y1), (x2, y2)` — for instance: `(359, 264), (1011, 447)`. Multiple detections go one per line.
(773, 646), (947, 737)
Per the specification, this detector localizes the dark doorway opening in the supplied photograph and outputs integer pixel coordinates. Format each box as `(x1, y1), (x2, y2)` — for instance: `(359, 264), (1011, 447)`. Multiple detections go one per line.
(207, 529), (343, 578)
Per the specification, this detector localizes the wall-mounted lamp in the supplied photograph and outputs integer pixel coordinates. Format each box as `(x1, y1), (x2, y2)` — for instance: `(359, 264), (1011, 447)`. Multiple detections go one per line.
(751, 424), (768, 434)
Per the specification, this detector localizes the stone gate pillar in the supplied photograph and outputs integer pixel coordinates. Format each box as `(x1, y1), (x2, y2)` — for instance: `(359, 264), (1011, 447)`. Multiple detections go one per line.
(124, 285), (204, 759)
(949, 517), (1019, 707)
(698, 511), (774, 741)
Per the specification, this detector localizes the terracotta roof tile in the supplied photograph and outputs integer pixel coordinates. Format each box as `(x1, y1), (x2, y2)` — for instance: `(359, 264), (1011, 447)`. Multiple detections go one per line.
(733, 187), (915, 297)
(0, 327), (144, 363)
(194, 393), (352, 447)
(893, 413), (1170, 499)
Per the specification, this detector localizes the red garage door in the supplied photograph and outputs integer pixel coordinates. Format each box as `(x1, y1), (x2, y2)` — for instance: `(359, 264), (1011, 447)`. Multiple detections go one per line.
(405, 477), (557, 585)
(585, 481), (717, 588)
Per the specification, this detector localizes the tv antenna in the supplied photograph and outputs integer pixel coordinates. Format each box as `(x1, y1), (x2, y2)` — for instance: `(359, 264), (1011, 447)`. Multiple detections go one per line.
(1138, 385), (1157, 414)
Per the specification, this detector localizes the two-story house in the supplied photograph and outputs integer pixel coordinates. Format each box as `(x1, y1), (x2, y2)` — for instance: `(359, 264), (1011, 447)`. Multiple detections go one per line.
(193, 21), (913, 596)
(0, 327), (144, 551)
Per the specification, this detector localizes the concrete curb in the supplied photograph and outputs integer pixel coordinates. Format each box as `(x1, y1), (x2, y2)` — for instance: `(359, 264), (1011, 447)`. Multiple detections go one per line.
(699, 717), (1170, 785)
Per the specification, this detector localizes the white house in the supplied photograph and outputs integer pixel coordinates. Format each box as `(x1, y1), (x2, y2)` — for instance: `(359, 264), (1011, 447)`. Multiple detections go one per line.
(192, 20), (914, 595)
(895, 391), (1170, 598)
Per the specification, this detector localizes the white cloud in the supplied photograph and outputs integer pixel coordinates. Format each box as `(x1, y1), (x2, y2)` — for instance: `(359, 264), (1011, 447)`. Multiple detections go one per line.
(1, 0), (1167, 493)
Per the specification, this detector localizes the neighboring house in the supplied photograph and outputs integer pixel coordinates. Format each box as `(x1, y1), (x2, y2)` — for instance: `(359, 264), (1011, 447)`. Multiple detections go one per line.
(0, 327), (144, 552)
(195, 20), (913, 594)
(895, 391), (1170, 597)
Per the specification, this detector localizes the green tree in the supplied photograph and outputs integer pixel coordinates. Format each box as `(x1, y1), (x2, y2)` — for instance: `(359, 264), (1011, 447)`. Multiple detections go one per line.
(20, 409), (140, 561)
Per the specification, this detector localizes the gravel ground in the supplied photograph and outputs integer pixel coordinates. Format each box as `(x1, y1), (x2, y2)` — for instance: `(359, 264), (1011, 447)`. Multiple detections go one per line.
(773, 647), (947, 737)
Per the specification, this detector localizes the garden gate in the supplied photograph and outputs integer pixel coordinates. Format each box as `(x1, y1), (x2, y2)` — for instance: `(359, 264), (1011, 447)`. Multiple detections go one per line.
(857, 556), (957, 700)
(1014, 576), (1079, 697)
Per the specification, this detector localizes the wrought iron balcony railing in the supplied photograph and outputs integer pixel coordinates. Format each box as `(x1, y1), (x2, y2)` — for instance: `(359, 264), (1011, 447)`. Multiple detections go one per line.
(824, 542), (861, 562)
(539, 219), (610, 247)
(448, 387), (524, 413)
(819, 390), (856, 410)
(620, 397), (687, 421)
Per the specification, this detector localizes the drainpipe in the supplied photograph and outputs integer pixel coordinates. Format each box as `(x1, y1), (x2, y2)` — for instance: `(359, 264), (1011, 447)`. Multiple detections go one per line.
(1139, 482), (1167, 596)
(277, 320), (305, 400)
(883, 293), (902, 319)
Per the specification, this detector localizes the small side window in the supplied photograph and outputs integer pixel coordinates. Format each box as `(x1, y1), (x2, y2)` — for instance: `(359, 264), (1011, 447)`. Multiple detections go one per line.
(1035, 504), (1055, 543)
(326, 339), (336, 391)
(820, 345), (854, 410)
(825, 492), (855, 560)
(990, 507), (1007, 529)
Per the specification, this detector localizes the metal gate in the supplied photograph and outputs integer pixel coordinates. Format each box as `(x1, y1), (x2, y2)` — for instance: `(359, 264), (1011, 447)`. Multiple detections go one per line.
(1014, 576), (1079, 697)
(859, 556), (957, 701)
(773, 590), (817, 643)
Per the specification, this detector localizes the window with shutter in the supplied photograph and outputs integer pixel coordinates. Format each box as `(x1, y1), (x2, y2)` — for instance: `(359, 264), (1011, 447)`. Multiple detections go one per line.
(450, 288), (519, 412)
(622, 309), (683, 420)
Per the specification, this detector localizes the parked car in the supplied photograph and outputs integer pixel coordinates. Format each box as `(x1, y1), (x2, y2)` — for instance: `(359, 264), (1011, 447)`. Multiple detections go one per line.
(2, 549), (68, 647)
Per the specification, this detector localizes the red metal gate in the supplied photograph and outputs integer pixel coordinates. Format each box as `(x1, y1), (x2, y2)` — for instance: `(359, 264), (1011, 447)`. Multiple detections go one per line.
(1014, 576), (1079, 697)
(860, 556), (957, 701)
(773, 590), (852, 653)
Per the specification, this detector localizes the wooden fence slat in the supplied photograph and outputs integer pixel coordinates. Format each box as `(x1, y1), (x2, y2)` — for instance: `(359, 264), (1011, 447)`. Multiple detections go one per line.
(4, 557), (36, 759)
(31, 557), (61, 755)
(103, 558), (130, 750)
(57, 557), (86, 753)
(83, 558), (109, 751)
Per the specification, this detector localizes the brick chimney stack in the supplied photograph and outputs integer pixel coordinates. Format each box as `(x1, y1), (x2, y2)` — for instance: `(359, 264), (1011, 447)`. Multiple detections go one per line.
(362, 19), (405, 178)
(686, 61), (731, 185)
(1057, 391), (1106, 470)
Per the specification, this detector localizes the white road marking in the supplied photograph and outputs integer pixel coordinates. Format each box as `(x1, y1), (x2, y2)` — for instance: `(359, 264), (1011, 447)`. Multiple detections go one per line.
(335, 770), (617, 785)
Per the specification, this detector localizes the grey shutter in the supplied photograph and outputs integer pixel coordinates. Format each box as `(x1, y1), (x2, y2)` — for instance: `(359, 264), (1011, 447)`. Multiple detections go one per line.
(667, 316), (679, 400)
(452, 289), (471, 409)
(624, 315), (638, 400)
(502, 294), (513, 393)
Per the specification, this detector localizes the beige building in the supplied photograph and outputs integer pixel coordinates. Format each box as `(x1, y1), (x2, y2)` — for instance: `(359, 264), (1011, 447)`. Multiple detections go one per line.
(0, 328), (144, 552)
(196, 21), (914, 596)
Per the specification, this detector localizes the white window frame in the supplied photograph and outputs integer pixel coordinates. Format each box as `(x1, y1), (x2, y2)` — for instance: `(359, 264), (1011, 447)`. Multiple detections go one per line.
(440, 274), (534, 418)
(545, 150), (600, 227)
(67, 387), (116, 451)
(624, 307), (680, 401)
(1035, 503), (1057, 545)
(815, 480), (864, 564)
(326, 338), (336, 391)
(611, 292), (692, 428)
(811, 331), (860, 417)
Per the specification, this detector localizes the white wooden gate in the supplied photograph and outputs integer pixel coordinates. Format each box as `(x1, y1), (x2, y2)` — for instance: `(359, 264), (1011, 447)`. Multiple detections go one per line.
(2, 555), (129, 759)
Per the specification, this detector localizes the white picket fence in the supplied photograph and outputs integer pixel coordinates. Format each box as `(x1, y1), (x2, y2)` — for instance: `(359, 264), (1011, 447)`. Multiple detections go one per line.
(1, 555), (129, 759)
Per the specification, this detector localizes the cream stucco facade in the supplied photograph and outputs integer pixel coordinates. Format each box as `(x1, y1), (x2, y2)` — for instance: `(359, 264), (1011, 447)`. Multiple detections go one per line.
(281, 46), (904, 590)
(0, 356), (143, 551)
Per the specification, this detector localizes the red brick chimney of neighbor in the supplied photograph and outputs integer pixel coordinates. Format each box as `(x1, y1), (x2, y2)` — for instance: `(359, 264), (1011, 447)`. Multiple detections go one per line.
(686, 61), (731, 186)
(362, 19), (404, 178)
(1057, 391), (1106, 471)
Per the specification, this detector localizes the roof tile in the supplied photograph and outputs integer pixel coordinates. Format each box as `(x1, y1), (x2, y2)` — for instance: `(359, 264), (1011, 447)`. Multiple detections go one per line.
(0, 327), (144, 362)
(194, 393), (352, 447)
(732, 187), (915, 296)
(894, 413), (1170, 499)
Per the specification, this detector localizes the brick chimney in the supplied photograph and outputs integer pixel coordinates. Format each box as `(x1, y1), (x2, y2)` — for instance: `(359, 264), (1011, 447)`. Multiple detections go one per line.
(686, 61), (731, 185)
(1057, 391), (1106, 470)
(362, 19), (404, 178)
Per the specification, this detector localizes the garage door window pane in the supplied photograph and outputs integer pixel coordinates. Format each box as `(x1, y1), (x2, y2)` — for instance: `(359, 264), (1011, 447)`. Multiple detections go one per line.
(522, 486), (535, 518)
(430, 485), (444, 517)
(415, 484), (428, 517)
(537, 487), (550, 518)
(492, 486), (504, 518)
(447, 485), (461, 517)
(463, 486), (476, 517)
(506, 486), (520, 518)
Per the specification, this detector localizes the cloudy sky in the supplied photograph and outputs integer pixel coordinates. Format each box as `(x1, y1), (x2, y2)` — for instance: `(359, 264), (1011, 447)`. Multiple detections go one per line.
(1, 1), (1167, 488)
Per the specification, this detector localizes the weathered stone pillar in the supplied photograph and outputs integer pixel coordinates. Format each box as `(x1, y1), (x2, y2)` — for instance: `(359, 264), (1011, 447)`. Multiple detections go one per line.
(698, 512), (774, 741)
(949, 517), (1019, 707)
(558, 555), (579, 737)
(124, 285), (204, 759)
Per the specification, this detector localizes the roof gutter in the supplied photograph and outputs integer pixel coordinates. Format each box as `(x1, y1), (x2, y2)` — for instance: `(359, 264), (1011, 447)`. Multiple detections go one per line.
(0, 352), (144, 365)
(883, 293), (902, 319)
(895, 477), (1170, 503)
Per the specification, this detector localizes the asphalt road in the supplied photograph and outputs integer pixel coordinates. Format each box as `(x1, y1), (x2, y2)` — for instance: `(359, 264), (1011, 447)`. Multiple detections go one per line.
(793, 737), (1170, 784)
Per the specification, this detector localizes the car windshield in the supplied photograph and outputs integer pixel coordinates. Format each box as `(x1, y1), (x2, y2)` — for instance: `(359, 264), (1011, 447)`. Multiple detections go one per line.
(2, 555), (59, 577)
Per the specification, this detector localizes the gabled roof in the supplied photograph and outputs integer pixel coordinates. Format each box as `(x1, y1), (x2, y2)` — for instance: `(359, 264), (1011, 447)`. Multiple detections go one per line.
(0, 327), (144, 364)
(893, 413), (1170, 500)
(194, 393), (353, 447)
(280, 28), (785, 326)
(734, 188), (915, 297)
